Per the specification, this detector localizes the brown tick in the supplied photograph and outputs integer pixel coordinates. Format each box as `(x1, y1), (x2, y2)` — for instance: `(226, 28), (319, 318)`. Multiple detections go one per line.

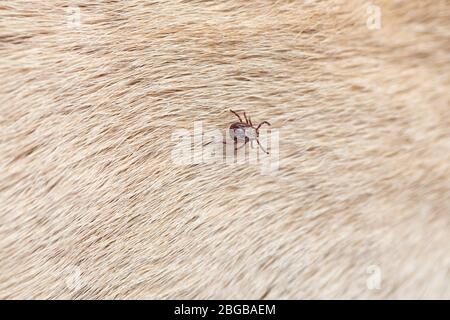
(225, 109), (271, 154)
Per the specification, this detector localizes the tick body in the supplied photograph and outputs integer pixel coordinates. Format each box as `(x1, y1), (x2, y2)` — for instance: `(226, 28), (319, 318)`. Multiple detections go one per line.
(225, 109), (271, 154)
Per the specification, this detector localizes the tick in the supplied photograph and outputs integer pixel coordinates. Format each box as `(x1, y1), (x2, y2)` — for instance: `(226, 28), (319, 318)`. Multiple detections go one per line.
(225, 109), (271, 154)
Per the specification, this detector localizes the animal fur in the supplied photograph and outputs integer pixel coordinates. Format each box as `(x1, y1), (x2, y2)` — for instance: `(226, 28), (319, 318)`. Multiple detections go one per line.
(0, 0), (449, 299)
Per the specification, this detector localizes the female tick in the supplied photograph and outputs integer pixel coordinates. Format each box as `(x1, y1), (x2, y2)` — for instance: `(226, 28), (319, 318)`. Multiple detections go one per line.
(225, 109), (271, 154)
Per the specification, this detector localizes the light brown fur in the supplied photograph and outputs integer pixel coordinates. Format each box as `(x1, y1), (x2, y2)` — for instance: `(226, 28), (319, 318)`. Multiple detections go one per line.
(0, 0), (449, 299)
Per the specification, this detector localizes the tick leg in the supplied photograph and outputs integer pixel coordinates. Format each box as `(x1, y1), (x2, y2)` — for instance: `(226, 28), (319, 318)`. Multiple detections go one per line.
(256, 138), (269, 154)
(223, 138), (245, 149)
(243, 112), (249, 124)
(234, 138), (249, 151)
(248, 116), (253, 127)
(230, 109), (243, 122)
(256, 121), (271, 131)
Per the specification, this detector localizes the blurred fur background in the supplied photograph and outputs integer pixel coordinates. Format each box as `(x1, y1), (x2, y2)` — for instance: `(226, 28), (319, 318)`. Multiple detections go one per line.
(0, 0), (449, 299)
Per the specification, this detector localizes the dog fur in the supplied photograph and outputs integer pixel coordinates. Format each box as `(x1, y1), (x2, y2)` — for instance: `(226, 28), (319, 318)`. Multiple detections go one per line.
(0, 0), (449, 299)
